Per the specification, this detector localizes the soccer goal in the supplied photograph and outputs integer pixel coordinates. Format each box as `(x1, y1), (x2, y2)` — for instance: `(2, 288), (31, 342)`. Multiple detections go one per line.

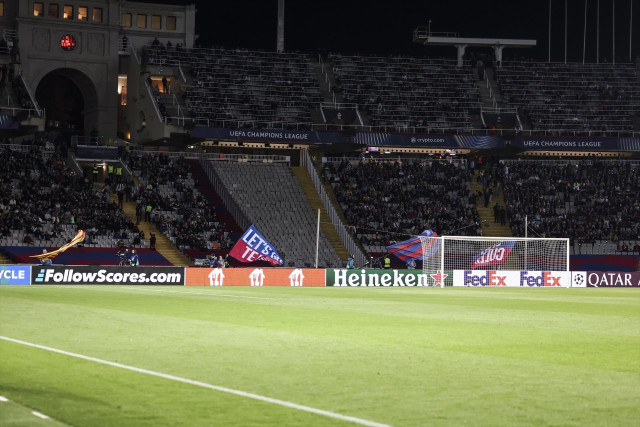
(419, 235), (570, 273)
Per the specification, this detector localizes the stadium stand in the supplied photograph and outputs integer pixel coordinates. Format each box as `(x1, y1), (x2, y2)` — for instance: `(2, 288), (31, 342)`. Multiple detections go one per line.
(500, 159), (640, 254)
(330, 54), (481, 132)
(0, 143), (176, 264)
(321, 157), (481, 257)
(127, 152), (238, 254)
(209, 159), (343, 268)
(494, 61), (640, 136)
(144, 45), (323, 129)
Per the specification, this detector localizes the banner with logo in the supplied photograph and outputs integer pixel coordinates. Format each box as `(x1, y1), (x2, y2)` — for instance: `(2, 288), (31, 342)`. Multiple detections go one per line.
(453, 270), (570, 287)
(185, 268), (325, 287)
(326, 269), (452, 287)
(190, 126), (505, 148)
(31, 266), (185, 285)
(229, 225), (283, 265)
(470, 241), (515, 269)
(575, 271), (640, 287)
(512, 136), (640, 152)
(190, 127), (348, 144)
(0, 265), (31, 285)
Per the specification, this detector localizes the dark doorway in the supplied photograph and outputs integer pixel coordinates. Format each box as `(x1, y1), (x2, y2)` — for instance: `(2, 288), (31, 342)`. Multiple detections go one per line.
(36, 71), (85, 131)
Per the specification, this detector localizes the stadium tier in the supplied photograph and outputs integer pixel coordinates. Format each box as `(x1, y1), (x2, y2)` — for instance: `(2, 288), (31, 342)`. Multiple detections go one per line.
(0, 0), (638, 271)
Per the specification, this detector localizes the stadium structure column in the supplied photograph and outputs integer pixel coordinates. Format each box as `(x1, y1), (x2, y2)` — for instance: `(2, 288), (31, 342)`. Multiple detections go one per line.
(493, 45), (504, 67)
(455, 44), (467, 67)
(277, 0), (285, 52)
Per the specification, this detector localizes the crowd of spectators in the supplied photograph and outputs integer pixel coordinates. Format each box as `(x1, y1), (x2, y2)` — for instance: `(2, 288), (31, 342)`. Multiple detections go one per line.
(322, 157), (480, 254)
(330, 54), (481, 133)
(144, 44), (322, 130)
(127, 152), (234, 253)
(500, 159), (640, 249)
(0, 144), (133, 246)
(495, 61), (640, 136)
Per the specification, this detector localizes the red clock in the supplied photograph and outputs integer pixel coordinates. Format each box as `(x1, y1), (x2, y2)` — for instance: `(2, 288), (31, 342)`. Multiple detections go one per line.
(60, 34), (76, 51)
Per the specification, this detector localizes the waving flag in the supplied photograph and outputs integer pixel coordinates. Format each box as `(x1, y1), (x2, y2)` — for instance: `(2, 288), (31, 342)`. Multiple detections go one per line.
(30, 229), (86, 262)
(471, 240), (515, 269)
(386, 229), (439, 261)
(229, 224), (283, 265)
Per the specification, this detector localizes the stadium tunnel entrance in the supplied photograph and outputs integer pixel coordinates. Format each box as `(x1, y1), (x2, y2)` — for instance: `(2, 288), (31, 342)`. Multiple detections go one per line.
(35, 68), (98, 136)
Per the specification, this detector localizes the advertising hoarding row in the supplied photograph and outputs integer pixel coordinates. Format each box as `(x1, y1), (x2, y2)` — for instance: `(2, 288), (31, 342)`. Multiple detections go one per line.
(1, 266), (639, 287)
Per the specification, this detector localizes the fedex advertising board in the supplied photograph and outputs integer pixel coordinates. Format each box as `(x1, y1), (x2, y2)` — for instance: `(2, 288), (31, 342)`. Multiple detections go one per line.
(185, 268), (325, 287)
(453, 270), (570, 287)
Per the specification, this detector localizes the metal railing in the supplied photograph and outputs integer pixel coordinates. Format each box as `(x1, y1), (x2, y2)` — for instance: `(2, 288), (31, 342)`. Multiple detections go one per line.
(301, 150), (367, 267)
(204, 153), (290, 163)
(20, 71), (42, 117)
(199, 155), (252, 232)
(145, 78), (164, 122)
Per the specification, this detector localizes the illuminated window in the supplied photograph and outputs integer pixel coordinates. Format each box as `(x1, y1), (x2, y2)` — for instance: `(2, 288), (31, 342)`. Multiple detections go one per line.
(93, 8), (102, 23)
(77, 6), (87, 21)
(34, 2), (44, 16)
(63, 5), (73, 19)
(151, 15), (161, 30)
(0, 2), (4, 17)
(121, 13), (132, 27)
(136, 14), (147, 29)
(166, 16), (176, 31)
(48, 3), (58, 18)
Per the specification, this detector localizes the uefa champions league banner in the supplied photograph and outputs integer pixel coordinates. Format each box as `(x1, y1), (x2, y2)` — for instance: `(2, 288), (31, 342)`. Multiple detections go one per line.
(352, 133), (504, 148)
(512, 136), (640, 151)
(190, 126), (505, 148)
(190, 127), (349, 144)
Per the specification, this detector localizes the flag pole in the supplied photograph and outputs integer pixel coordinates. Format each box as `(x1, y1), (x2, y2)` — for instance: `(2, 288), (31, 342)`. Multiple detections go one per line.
(548, 0), (552, 62)
(315, 209), (320, 269)
(525, 215), (528, 270)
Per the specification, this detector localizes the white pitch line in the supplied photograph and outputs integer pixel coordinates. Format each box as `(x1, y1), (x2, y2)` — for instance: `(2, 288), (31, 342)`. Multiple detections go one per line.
(0, 396), (8, 402)
(32, 411), (50, 419)
(0, 336), (389, 427)
(119, 286), (270, 300)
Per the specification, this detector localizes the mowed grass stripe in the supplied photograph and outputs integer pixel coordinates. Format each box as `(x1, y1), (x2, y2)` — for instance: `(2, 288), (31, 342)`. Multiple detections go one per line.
(0, 336), (390, 427)
(1, 286), (639, 425)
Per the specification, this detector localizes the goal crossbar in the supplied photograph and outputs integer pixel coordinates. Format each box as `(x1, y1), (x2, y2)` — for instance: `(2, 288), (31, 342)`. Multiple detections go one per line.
(419, 236), (570, 273)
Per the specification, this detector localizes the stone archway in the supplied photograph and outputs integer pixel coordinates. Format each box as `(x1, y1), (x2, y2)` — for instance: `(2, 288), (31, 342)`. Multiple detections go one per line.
(35, 68), (99, 135)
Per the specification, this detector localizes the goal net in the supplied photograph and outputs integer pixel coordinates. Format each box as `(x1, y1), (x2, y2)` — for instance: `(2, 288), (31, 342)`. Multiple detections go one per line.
(420, 236), (569, 274)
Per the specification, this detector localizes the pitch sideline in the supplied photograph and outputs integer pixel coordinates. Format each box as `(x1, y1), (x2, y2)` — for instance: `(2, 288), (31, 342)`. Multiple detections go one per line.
(0, 336), (390, 427)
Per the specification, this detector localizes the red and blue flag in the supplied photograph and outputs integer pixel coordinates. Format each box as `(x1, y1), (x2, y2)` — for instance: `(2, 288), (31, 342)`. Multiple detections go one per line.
(471, 240), (515, 269)
(229, 224), (283, 265)
(386, 229), (439, 261)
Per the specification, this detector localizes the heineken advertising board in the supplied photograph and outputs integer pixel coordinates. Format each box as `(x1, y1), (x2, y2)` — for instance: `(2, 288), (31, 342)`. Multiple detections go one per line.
(326, 269), (453, 287)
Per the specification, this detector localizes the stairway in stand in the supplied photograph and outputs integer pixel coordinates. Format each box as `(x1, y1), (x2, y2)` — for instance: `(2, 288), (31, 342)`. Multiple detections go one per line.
(470, 170), (513, 238)
(291, 167), (349, 262)
(106, 189), (192, 267)
(185, 159), (242, 236)
(0, 252), (13, 264)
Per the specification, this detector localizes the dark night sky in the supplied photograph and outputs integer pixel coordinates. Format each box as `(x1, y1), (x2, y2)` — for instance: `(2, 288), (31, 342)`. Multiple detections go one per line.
(139, 0), (639, 62)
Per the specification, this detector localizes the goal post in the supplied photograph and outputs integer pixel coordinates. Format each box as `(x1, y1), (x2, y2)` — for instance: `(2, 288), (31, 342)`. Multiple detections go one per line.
(420, 236), (570, 274)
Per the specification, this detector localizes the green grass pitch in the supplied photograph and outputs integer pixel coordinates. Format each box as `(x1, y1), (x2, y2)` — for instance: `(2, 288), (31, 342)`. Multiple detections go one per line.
(1, 286), (639, 426)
